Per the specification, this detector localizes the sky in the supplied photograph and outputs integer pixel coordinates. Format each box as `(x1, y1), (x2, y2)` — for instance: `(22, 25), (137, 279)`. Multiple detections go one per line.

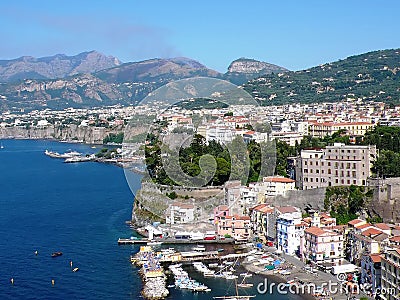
(0, 0), (399, 72)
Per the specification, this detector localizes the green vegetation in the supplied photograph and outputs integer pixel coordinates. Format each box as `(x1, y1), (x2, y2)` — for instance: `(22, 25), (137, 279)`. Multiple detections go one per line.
(95, 147), (119, 159)
(103, 132), (124, 144)
(324, 185), (373, 225)
(244, 49), (400, 106)
(359, 126), (400, 177)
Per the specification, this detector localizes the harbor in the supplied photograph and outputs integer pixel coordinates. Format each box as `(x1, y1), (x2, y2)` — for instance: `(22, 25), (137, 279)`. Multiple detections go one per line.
(130, 243), (257, 299)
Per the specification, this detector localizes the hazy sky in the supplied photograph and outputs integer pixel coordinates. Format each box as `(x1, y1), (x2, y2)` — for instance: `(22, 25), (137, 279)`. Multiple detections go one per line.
(0, 0), (399, 72)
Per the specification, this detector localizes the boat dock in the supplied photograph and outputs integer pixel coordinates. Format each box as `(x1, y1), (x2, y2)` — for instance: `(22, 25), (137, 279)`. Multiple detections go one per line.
(118, 237), (235, 245)
(118, 238), (150, 245)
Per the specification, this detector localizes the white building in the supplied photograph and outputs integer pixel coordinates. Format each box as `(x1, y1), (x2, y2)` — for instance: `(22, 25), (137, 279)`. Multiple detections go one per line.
(262, 176), (296, 196)
(165, 202), (195, 225)
(276, 211), (304, 255)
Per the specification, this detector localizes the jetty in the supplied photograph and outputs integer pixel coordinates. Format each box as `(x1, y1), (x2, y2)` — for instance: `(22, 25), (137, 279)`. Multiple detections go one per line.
(118, 238), (149, 245)
(134, 246), (169, 299)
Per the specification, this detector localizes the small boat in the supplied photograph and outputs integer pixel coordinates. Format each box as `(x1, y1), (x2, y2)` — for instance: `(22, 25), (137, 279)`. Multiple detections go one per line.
(0, 143), (4, 149)
(167, 284), (175, 288)
(192, 245), (206, 251)
(147, 241), (163, 246)
(72, 267), (79, 272)
(51, 252), (63, 257)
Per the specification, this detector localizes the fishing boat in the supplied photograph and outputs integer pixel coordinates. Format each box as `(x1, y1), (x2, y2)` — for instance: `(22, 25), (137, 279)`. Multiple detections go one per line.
(51, 252), (63, 257)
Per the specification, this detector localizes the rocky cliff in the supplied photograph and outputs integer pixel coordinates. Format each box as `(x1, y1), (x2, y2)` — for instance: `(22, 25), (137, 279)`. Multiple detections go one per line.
(0, 51), (121, 82)
(224, 58), (288, 85)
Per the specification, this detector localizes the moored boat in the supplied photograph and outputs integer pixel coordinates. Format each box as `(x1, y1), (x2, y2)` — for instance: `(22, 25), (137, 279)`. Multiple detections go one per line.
(51, 251), (63, 257)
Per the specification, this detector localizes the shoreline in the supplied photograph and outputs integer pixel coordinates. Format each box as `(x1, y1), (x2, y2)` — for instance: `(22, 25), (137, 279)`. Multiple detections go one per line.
(241, 261), (317, 300)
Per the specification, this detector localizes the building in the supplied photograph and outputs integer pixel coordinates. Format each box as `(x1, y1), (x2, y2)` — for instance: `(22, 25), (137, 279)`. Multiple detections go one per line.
(276, 211), (304, 255)
(308, 121), (375, 138)
(296, 143), (377, 190)
(303, 226), (345, 267)
(360, 253), (382, 295)
(261, 176), (296, 196)
(249, 204), (275, 243)
(215, 215), (251, 240)
(165, 202), (195, 225)
(381, 247), (400, 300)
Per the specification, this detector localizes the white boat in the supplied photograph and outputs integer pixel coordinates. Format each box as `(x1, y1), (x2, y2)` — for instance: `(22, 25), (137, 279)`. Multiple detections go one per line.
(72, 267), (79, 272)
(147, 241), (163, 246)
(240, 273), (252, 278)
(192, 245), (206, 251)
(0, 143), (4, 149)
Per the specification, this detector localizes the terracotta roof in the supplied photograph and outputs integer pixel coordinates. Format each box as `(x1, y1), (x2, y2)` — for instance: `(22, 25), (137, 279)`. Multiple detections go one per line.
(216, 205), (229, 211)
(374, 223), (391, 231)
(361, 228), (383, 237)
(370, 254), (382, 263)
(259, 206), (274, 214)
(276, 206), (299, 214)
(356, 223), (373, 230)
(264, 177), (295, 183)
(348, 219), (365, 226)
(305, 226), (326, 236)
(390, 236), (400, 243)
(251, 204), (268, 211)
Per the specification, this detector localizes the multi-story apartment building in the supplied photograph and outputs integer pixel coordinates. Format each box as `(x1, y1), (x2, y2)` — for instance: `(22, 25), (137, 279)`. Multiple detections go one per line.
(302, 226), (345, 266)
(361, 253), (382, 295)
(381, 247), (400, 300)
(276, 211), (305, 255)
(250, 204), (275, 242)
(165, 202), (195, 225)
(308, 121), (375, 138)
(261, 176), (296, 196)
(296, 143), (377, 190)
(215, 214), (251, 240)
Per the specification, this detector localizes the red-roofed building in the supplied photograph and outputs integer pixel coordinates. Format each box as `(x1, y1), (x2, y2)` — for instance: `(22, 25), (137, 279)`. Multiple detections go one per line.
(302, 226), (344, 266)
(249, 204), (276, 243)
(215, 214), (251, 240)
(261, 176), (295, 196)
(361, 253), (383, 294)
(348, 219), (366, 228)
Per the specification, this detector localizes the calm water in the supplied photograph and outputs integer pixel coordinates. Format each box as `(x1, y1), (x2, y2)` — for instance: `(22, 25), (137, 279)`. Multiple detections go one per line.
(0, 139), (301, 300)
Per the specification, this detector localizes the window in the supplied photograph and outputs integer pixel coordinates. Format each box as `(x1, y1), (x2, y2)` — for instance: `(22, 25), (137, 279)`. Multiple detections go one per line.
(328, 162), (331, 166)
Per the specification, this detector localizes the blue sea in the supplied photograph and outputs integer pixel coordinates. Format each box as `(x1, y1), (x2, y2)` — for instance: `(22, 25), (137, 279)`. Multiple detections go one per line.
(0, 139), (303, 300)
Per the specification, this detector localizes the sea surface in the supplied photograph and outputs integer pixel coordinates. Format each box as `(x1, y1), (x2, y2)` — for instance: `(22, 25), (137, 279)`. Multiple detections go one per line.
(0, 139), (302, 300)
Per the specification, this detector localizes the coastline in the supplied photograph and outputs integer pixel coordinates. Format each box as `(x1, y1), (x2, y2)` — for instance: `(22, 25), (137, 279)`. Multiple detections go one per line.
(242, 261), (316, 300)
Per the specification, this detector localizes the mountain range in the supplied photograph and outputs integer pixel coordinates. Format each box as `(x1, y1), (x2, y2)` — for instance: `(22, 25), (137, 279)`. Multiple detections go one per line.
(0, 52), (287, 111)
(0, 48), (399, 111)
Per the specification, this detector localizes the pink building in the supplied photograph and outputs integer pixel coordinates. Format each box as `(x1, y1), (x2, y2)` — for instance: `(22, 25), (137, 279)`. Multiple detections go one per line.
(215, 214), (251, 240)
(302, 226), (344, 266)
